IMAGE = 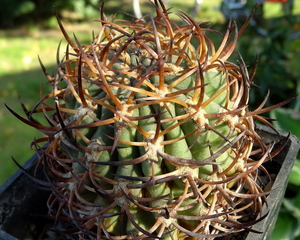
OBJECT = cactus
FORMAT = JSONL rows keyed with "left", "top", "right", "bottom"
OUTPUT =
{"left": 6, "top": 1, "right": 294, "bottom": 239}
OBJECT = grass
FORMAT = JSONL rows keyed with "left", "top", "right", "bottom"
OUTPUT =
{"left": 0, "top": 28, "right": 94, "bottom": 184}
{"left": 0, "top": 36, "right": 57, "bottom": 183}
{"left": 0, "top": 0, "right": 299, "bottom": 185}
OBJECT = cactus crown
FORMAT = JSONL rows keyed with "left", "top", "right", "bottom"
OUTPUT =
{"left": 6, "top": 0, "right": 294, "bottom": 239}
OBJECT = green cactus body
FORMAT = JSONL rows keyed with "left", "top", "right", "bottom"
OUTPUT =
{"left": 8, "top": 1, "right": 291, "bottom": 239}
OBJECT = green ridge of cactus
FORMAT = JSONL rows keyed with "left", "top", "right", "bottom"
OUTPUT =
{"left": 6, "top": 1, "right": 294, "bottom": 239}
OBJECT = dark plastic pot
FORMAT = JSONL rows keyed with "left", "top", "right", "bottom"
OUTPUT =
{"left": 0, "top": 124, "right": 299, "bottom": 240}
{"left": 0, "top": 153, "right": 51, "bottom": 240}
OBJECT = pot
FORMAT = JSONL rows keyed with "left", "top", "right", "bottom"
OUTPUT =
{"left": 0, "top": 124, "right": 299, "bottom": 240}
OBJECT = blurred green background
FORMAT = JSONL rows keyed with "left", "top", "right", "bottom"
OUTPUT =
{"left": 1, "top": 0, "right": 300, "bottom": 238}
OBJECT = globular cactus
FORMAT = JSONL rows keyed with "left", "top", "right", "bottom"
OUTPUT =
{"left": 7, "top": 1, "right": 293, "bottom": 239}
